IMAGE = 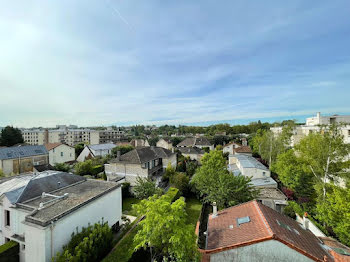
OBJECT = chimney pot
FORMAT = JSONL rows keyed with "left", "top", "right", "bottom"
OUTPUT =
{"left": 212, "top": 202, "right": 218, "bottom": 218}
{"left": 117, "top": 151, "right": 121, "bottom": 159}
{"left": 303, "top": 213, "right": 309, "bottom": 230}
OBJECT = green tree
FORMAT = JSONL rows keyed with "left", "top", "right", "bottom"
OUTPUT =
{"left": 111, "top": 145, "right": 134, "bottom": 157}
{"left": 316, "top": 185, "right": 350, "bottom": 246}
{"left": 0, "top": 169, "right": 4, "bottom": 178}
{"left": 272, "top": 149, "right": 315, "bottom": 200}
{"left": 0, "top": 126, "right": 24, "bottom": 146}
{"left": 133, "top": 177, "right": 163, "bottom": 199}
{"left": 295, "top": 124, "right": 350, "bottom": 202}
{"left": 170, "top": 173, "right": 190, "bottom": 196}
{"left": 191, "top": 150, "right": 259, "bottom": 208}
{"left": 251, "top": 125, "right": 293, "bottom": 166}
{"left": 134, "top": 195, "right": 200, "bottom": 262}
{"left": 163, "top": 163, "right": 176, "bottom": 182}
{"left": 74, "top": 143, "right": 85, "bottom": 157}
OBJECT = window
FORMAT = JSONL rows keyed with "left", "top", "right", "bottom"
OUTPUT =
{"left": 262, "top": 172, "right": 266, "bottom": 176}
{"left": 61, "top": 152, "right": 64, "bottom": 157}
{"left": 5, "top": 210, "right": 10, "bottom": 227}
{"left": 22, "top": 244, "right": 25, "bottom": 250}
{"left": 236, "top": 216, "right": 250, "bottom": 226}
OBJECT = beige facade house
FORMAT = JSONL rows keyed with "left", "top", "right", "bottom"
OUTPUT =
{"left": 44, "top": 143, "right": 75, "bottom": 165}
{"left": 0, "top": 145, "right": 49, "bottom": 175}
{"left": 178, "top": 147, "right": 205, "bottom": 163}
{"left": 130, "top": 139, "right": 150, "bottom": 147}
{"left": 105, "top": 146, "right": 176, "bottom": 186}
{"left": 199, "top": 200, "right": 350, "bottom": 262}
{"left": 156, "top": 138, "right": 173, "bottom": 150}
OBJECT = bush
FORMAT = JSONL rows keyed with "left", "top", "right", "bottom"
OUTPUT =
{"left": 283, "top": 204, "right": 296, "bottom": 219}
{"left": 74, "top": 160, "right": 93, "bottom": 176}
{"left": 53, "top": 163, "right": 71, "bottom": 172}
{"left": 91, "top": 165, "right": 104, "bottom": 176}
{"left": 111, "top": 145, "right": 134, "bottom": 157}
{"left": 163, "top": 187, "right": 180, "bottom": 203}
{"left": 170, "top": 173, "right": 190, "bottom": 196}
{"left": 133, "top": 177, "right": 163, "bottom": 199}
{"left": 53, "top": 222, "right": 113, "bottom": 262}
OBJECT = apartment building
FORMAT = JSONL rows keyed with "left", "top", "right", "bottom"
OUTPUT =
{"left": 271, "top": 112, "right": 350, "bottom": 146}
{"left": 22, "top": 126, "right": 126, "bottom": 146}
{"left": 0, "top": 171, "right": 122, "bottom": 262}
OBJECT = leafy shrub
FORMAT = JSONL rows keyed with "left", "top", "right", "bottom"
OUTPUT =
{"left": 170, "top": 173, "right": 190, "bottom": 196}
{"left": 74, "top": 160, "right": 93, "bottom": 176}
{"left": 91, "top": 165, "right": 104, "bottom": 176}
{"left": 53, "top": 222, "right": 113, "bottom": 262}
{"left": 53, "top": 163, "right": 71, "bottom": 172}
{"left": 133, "top": 177, "right": 163, "bottom": 199}
{"left": 163, "top": 187, "right": 180, "bottom": 203}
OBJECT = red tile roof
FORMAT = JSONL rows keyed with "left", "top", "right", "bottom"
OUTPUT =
{"left": 234, "top": 146, "right": 252, "bottom": 153}
{"left": 44, "top": 143, "right": 65, "bottom": 151}
{"left": 206, "top": 200, "right": 334, "bottom": 261}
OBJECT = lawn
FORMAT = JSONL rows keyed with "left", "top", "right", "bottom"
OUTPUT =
{"left": 122, "top": 197, "right": 141, "bottom": 216}
{"left": 185, "top": 197, "right": 202, "bottom": 228}
{"left": 102, "top": 224, "right": 140, "bottom": 262}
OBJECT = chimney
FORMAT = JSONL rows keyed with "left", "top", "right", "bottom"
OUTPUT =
{"left": 44, "top": 129, "right": 49, "bottom": 144}
{"left": 171, "top": 147, "right": 175, "bottom": 153}
{"left": 303, "top": 212, "right": 309, "bottom": 230}
{"left": 151, "top": 146, "right": 155, "bottom": 150}
{"left": 117, "top": 151, "right": 121, "bottom": 160}
{"left": 242, "top": 138, "right": 247, "bottom": 147}
{"left": 212, "top": 202, "right": 218, "bottom": 218}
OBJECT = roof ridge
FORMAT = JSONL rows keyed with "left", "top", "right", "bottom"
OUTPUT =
{"left": 253, "top": 200, "right": 274, "bottom": 236}
{"left": 135, "top": 148, "right": 142, "bottom": 163}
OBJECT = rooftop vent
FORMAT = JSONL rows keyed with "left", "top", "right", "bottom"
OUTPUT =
{"left": 237, "top": 216, "right": 250, "bottom": 226}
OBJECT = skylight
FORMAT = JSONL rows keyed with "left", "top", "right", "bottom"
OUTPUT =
{"left": 237, "top": 216, "right": 250, "bottom": 226}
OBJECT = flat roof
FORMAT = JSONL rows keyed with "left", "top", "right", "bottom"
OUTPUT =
{"left": 24, "top": 179, "right": 120, "bottom": 227}
{"left": 232, "top": 154, "right": 268, "bottom": 170}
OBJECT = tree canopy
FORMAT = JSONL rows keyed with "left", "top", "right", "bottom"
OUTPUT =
{"left": 111, "top": 145, "right": 134, "bottom": 157}
{"left": 134, "top": 195, "right": 199, "bottom": 262}
{"left": 191, "top": 150, "right": 259, "bottom": 208}
{"left": 0, "top": 126, "right": 24, "bottom": 146}
{"left": 133, "top": 177, "right": 163, "bottom": 199}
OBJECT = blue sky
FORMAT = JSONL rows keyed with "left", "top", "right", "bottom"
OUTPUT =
{"left": 0, "top": 1, "right": 349, "bottom": 127}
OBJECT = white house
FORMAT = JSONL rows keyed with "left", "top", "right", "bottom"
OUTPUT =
{"left": 200, "top": 200, "right": 349, "bottom": 262}
{"left": 0, "top": 171, "right": 122, "bottom": 262}
{"left": 228, "top": 154, "right": 270, "bottom": 179}
{"left": 105, "top": 146, "right": 176, "bottom": 186}
{"left": 228, "top": 154, "right": 287, "bottom": 212}
{"left": 44, "top": 143, "right": 75, "bottom": 165}
{"left": 156, "top": 138, "right": 173, "bottom": 150}
{"left": 76, "top": 143, "right": 115, "bottom": 162}
{"left": 222, "top": 142, "right": 241, "bottom": 155}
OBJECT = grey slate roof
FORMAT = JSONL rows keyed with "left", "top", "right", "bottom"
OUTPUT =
{"left": 178, "top": 147, "right": 204, "bottom": 155}
{"left": 88, "top": 143, "right": 116, "bottom": 151}
{"left": 177, "top": 137, "right": 212, "bottom": 147}
{"left": 110, "top": 146, "right": 174, "bottom": 164}
{"left": 0, "top": 145, "right": 48, "bottom": 160}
